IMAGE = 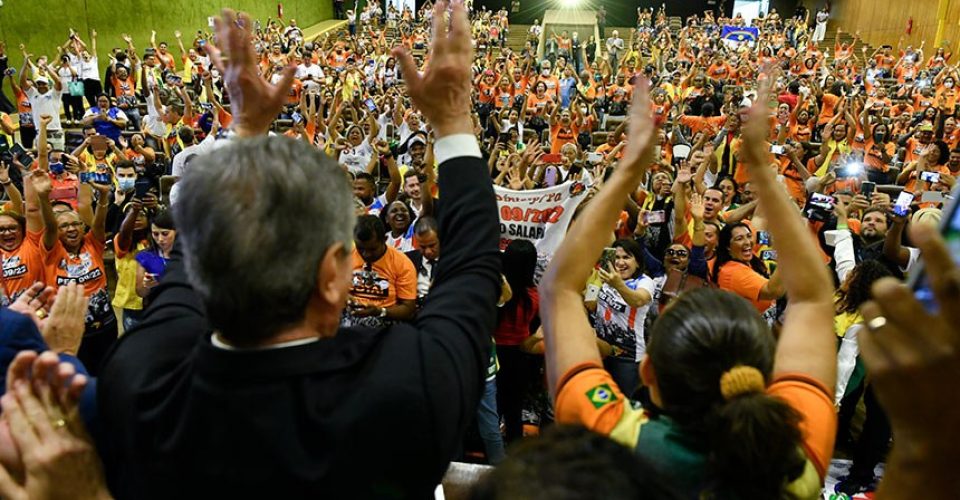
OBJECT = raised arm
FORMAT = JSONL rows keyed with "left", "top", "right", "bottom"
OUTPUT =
{"left": 0, "top": 162, "right": 21, "bottom": 215}
{"left": 741, "top": 81, "right": 836, "bottom": 388}
{"left": 393, "top": 0, "right": 501, "bottom": 448}
{"left": 540, "top": 84, "right": 658, "bottom": 398}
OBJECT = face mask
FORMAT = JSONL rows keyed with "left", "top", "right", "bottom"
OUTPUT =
{"left": 594, "top": 74, "right": 602, "bottom": 82}
{"left": 947, "top": 81, "right": 955, "bottom": 88}
{"left": 542, "top": 69, "right": 551, "bottom": 76}
{"left": 49, "top": 162, "right": 64, "bottom": 175}
{"left": 118, "top": 177, "right": 136, "bottom": 192}
{"left": 874, "top": 132, "right": 885, "bottom": 142}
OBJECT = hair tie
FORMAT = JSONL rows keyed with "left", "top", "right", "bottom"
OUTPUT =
{"left": 719, "top": 365, "right": 765, "bottom": 400}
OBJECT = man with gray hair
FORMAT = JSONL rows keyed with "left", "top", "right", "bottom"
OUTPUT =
{"left": 606, "top": 29, "right": 624, "bottom": 74}
{"left": 96, "top": 4, "right": 501, "bottom": 498}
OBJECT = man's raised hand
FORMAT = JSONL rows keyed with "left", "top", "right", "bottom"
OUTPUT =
{"left": 393, "top": 0, "right": 473, "bottom": 138}
{"left": 205, "top": 9, "right": 295, "bottom": 137}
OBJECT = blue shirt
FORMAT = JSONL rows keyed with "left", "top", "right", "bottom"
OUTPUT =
{"left": 0, "top": 308, "right": 98, "bottom": 429}
{"left": 559, "top": 77, "right": 578, "bottom": 108}
{"left": 87, "top": 106, "right": 125, "bottom": 141}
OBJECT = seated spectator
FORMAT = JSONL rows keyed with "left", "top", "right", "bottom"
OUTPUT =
{"left": 81, "top": 94, "right": 128, "bottom": 142}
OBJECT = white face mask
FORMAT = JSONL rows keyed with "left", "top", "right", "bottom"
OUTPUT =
{"left": 542, "top": 69, "right": 551, "bottom": 76}
{"left": 947, "top": 81, "right": 955, "bottom": 88}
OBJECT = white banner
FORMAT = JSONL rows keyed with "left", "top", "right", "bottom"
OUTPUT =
{"left": 494, "top": 180, "right": 589, "bottom": 280}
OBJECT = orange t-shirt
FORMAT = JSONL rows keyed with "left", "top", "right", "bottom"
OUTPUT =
{"left": 555, "top": 363, "right": 836, "bottom": 482}
{"left": 716, "top": 260, "right": 773, "bottom": 312}
{"left": 2, "top": 230, "right": 46, "bottom": 300}
{"left": 817, "top": 94, "right": 840, "bottom": 126}
{"left": 525, "top": 93, "right": 554, "bottom": 115}
{"left": 349, "top": 246, "right": 417, "bottom": 308}
{"left": 550, "top": 122, "right": 580, "bottom": 154}
{"left": 286, "top": 79, "right": 303, "bottom": 105}
{"left": 43, "top": 231, "right": 107, "bottom": 296}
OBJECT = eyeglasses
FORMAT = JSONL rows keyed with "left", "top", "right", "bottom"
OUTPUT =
{"left": 0, "top": 226, "right": 20, "bottom": 234}
{"left": 665, "top": 249, "right": 689, "bottom": 257}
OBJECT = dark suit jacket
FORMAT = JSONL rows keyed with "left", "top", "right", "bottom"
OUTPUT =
{"left": 405, "top": 249, "right": 425, "bottom": 274}
{"left": 96, "top": 153, "right": 501, "bottom": 499}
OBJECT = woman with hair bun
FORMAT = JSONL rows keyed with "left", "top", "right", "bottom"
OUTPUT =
{"left": 540, "top": 85, "right": 837, "bottom": 498}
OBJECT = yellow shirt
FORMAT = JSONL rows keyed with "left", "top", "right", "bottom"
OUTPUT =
{"left": 112, "top": 240, "right": 149, "bottom": 312}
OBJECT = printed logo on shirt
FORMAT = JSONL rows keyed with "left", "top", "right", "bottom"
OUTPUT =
{"left": 56, "top": 252, "right": 102, "bottom": 285}
{"left": 351, "top": 267, "right": 390, "bottom": 300}
{"left": 586, "top": 383, "right": 618, "bottom": 409}
{"left": 2, "top": 255, "right": 27, "bottom": 279}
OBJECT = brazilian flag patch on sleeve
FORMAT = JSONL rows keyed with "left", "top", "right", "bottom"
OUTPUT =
{"left": 585, "top": 383, "right": 618, "bottom": 409}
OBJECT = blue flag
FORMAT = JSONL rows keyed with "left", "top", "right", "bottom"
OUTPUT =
{"left": 721, "top": 26, "right": 760, "bottom": 43}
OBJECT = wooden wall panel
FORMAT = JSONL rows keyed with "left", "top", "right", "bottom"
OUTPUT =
{"left": 812, "top": 0, "right": 953, "bottom": 53}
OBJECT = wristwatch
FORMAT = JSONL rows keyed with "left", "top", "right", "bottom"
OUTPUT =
{"left": 379, "top": 307, "right": 388, "bottom": 318}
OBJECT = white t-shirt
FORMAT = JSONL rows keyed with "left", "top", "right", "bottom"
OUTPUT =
{"left": 386, "top": 225, "right": 415, "bottom": 253}
{"left": 296, "top": 63, "right": 324, "bottom": 91}
{"left": 76, "top": 56, "right": 101, "bottom": 81}
{"left": 397, "top": 121, "right": 426, "bottom": 146}
{"left": 171, "top": 133, "right": 218, "bottom": 178}
{"left": 593, "top": 276, "right": 656, "bottom": 361}
{"left": 338, "top": 138, "right": 375, "bottom": 175}
{"left": 25, "top": 86, "right": 64, "bottom": 131}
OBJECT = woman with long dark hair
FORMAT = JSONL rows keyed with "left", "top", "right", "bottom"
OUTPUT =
{"left": 592, "top": 238, "right": 655, "bottom": 394}
{"left": 832, "top": 259, "right": 895, "bottom": 495}
{"left": 541, "top": 86, "right": 837, "bottom": 498}
{"left": 494, "top": 239, "right": 540, "bottom": 443}
{"left": 710, "top": 222, "right": 785, "bottom": 314}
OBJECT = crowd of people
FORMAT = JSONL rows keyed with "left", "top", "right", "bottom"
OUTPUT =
{"left": 0, "top": 1, "right": 959, "bottom": 498}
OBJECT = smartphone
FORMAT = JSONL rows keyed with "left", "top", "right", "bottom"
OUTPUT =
{"left": 803, "top": 193, "right": 836, "bottom": 221}
{"left": 920, "top": 171, "right": 941, "bottom": 183}
{"left": 760, "top": 249, "right": 778, "bottom": 261}
{"left": 644, "top": 210, "right": 666, "bottom": 224}
{"left": 757, "top": 230, "right": 771, "bottom": 246}
{"left": 586, "top": 152, "right": 603, "bottom": 164}
{"left": 893, "top": 191, "right": 915, "bottom": 217}
{"left": 363, "top": 98, "right": 377, "bottom": 113}
{"left": 598, "top": 247, "right": 616, "bottom": 271}
{"left": 80, "top": 172, "right": 111, "bottom": 184}
{"left": 860, "top": 181, "right": 876, "bottom": 199}
{"left": 385, "top": 123, "right": 395, "bottom": 140}
{"left": 910, "top": 191, "right": 960, "bottom": 312}
{"left": 135, "top": 177, "right": 152, "bottom": 198}
{"left": 769, "top": 144, "right": 785, "bottom": 155}
{"left": 543, "top": 166, "right": 558, "bottom": 187}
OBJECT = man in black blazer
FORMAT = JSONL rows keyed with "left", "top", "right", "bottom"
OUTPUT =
{"left": 405, "top": 216, "right": 440, "bottom": 305}
{"left": 96, "top": 5, "right": 501, "bottom": 499}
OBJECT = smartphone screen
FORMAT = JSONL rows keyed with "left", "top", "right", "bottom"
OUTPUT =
{"left": 911, "top": 192, "right": 960, "bottom": 312}
{"left": 860, "top": 181, "right": 876, "bottom": 199}
{"left": 544, "top": 166, "right": 558, "bottom": 187}
{"left": 598, "top": 247, "right": 616, "bottom": 271}
{"left": 644, "top": 210, "right": 666, "bottom": 224}
{"left": 769, "top": 144, "right": 785, "bottom": 155}
{"left": 893, "top": 192, "right": 914, "bottom": 217}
